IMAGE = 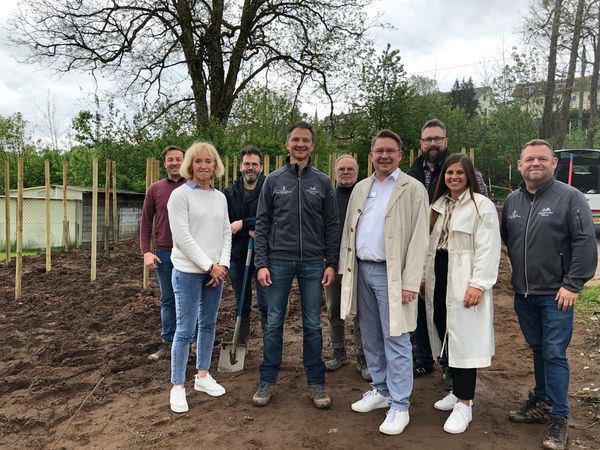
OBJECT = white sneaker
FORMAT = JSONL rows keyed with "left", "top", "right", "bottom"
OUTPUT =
{"left": 170, "top": 385, "right": 188, "bottom": 413}
{"left": 443, "top": 402, "right": 472, "bottom": 434}
{"left": 379, "top": 408, "right": 410, "bottom": 435}
{"left": 194, "top": 373, "right": 226, "bottom": 397}
{"left": 434, "top": 392, "right": 473, "bottom": 411}
{"left": 351, "top": 388, "right": 391, "bottom": 413}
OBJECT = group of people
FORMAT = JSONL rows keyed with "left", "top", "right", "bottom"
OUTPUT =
{"left": 140, "top": 120, "right": 597, "bottom": 450}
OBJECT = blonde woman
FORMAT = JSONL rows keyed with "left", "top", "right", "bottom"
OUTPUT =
{"left": 424, "top": 153, "right": 500, "bottom": 433}
{"left": 167, "top": 142, "right": 231, "bottom": 413}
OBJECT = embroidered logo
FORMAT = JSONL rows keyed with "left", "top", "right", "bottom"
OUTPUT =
{"left": 306, "top": 186, "right": 321, "bottom": 196}
{"left": 538, "top": 207, "right": 554, "bottom": 217}
{"left": 507, "top": 210, "right": 521, "bottom": 220}
{"left": 275, "top": 185, "right": 293, "bottom": 195}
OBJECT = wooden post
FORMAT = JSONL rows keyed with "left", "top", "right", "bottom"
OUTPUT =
{"left": 313, "top": 154, "right": 318, "bottom": 170}
{"left": 461, "top": 147, "right": 466, "bottom": 155}
{"left": 263, "top": 154, "right": 270, "bottom": 175}
{"left": 15, "top": 158, "right": 23, "bottom": 299}
{"left": 45, "top": 159, "right": 51, "bottom": 272}
{"left": 112, "top": 161, "right": 117, "bottom": 243}
{"left": 233, "top": 155, "right": 238, "bottom": 182}
{"left": 367, "top": 154, "right": 373, "bottom": 177}
{"left": 224, "top": 156, "right": 230, "bottom": 187}
{"left": 104, "top": 159, "right": 110, "bottom": 256}
{"left": 62, "top": 161, "right": 69, "bottom": 251}
{"left": 470, "top": 148, "right": 475, "bottom": 164}
{"left": 143, "top": 158, "right": 151, "bottom": 289}
{"left": 4, "top": 159, "right": 10, "bottom": 265}
{"left": 91, "top": 158, "right": 98, "bottom": 281}
{"left": 410, "top": 149, "right": 414, "bottom": 166}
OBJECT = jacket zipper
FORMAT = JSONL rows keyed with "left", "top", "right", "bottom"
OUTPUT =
{"left": 297, "top": 167, "right": 303, "bottom": 261}
{"left": 523, "top": 196, "right": 534, "bottom": 297}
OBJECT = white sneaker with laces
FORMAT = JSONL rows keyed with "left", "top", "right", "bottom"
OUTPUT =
{"left": 434, "top": 392, "right": 473, "bottom": 411}
{"left": 170, "top": 385, "right": 188, "bottom": 413}
{"left": 351, "top": 388, "right": 391, "bottom": 413}
{"left": 443, "top": 402, "right": 472, "bottom": 434}
{"left": 379, "top": 408, "right": 410, "bottom": 435}
{"left": 194, "top": 373, "right": 226, "bottom": 397}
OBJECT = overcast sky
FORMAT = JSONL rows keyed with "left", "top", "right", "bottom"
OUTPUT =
{"left": 0, "top": 0, "right": 529, "bottom": 141}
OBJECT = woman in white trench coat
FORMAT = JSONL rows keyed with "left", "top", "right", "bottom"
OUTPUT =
{"left": 424, "top": 153, "right": 501, "bottom": 434}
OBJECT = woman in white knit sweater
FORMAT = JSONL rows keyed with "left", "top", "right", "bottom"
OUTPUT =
{"left": 166, "top": 142, "right": 232, "bottom": 413}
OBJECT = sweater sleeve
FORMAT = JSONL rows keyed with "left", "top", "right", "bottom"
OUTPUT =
{"left": 219, "top": 194, "right": 232, "bottom": 268}
{"left": 167, "top": 188, "right": 214, "bottom": 272}
{"left": 139, "top": 183, "right": 156, "bottom": 255}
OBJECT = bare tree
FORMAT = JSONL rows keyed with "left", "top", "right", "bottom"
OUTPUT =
{"left": 586, "top": 1, "right": 600, "bottom": 147}
{"left": 555, "top": 0, "right": 586, "bottom": 148}
{"left": 10, "top": 0, "right": 374, "bottom": 130}
{"left": 539, "top": 0, "right": 563, "bottom": 139}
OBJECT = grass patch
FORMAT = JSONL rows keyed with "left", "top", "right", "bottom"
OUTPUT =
{"left": 577, "top": 285, "right": 600, "bottom": 317}
{"left": 0, "top": 249, "right": 39, "bottom": 260}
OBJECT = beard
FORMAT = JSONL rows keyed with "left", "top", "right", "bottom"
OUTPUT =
{"left": 242, "top": 172, "right": 259, "bottom": 184}
{"left": 427, "top": 147, "right": 447, "bottom": 166}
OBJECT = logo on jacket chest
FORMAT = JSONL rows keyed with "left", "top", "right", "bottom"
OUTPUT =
{"left": 306, "top": 186, "right": 321, "bottom": 196}
{"left": 507, "top": 210, "right": 521, "bottom": 220}
{"left": 538, "top": 207, "right": 554, "bottom": 217}
{"left": 275, "top": 185, "right": 293, "bottom": 195}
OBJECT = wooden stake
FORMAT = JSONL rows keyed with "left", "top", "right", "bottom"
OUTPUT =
{"left": 143, "top": 158, "right": 151, "bottom": 289}
{"left": 91, "top": 158, "right": 98, "bottom": 281}
{"left": 45, "top": 159, "right": 51, "bottom": 272}
{"left": 104, "top": 159, "right": 110, "bottom": 256}
{"left": 15, "top": 158, "right": 23, "bottom": 299}
{"left": 264, "top": 155, "right": 270, "bottom": 175}
{"left": 4, "top": 159, "right": 10, "bottom": 265}
{"left": 233, "top": 155, "right": 238, "bottom": 182}
{"left": 112, "top": 161, "right": 117, "bottom": 244}
{"left": 224, "top": 156, "right": 230, "bottom": 187}
{"left": 461, "top": 147, "right": 466, "bottom": 155}
{"left": 470, "top": 147, "right": 475, "bottom": 164}
{"left": 367, "top": 154, "right": 373, "bottom": 177}
{"left": 62, "top": 161, "right": 69, "bottom": 251}
{"left": 410, "top": 149, "right": 415, "bottom": 166}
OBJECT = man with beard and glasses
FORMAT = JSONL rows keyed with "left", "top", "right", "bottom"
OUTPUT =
{"left": 407, "top": 119, "right": 487, "bottom": 391}
{"left": 224, "top": 146, "right": 268, "bottom": 343}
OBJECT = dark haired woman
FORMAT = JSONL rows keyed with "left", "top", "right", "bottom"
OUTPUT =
{"left": 424, "top": 153, "right": 501, "bottom": 434}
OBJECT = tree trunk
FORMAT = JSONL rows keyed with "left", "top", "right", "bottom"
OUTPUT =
{"left": 540, "top": 0, "right": 563, "bottom": 139}
{"left": 555, "top": 0, "right": 586, "bottom": 149}
{"left": 587, "top": 4, "right": 600, "bottom": 148}
{"left": 577, "top": 46, "right": 586, "bottom": 130}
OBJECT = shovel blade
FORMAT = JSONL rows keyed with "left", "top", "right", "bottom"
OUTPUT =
{"left": 217, "top": 343, "right": 247, "bottom": 373}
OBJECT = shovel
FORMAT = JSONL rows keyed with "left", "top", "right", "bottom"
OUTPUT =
{"left": 218, "top": 237, "right": 254, "bottom": 372}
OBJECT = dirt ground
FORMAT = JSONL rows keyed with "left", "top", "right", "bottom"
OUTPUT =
{"left": 0, "top": 240, "right": 599, "bottom": 450}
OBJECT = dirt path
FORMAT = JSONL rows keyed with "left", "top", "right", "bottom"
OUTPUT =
{"left": 0, "top": 241, "right": 598, "bottom": 449}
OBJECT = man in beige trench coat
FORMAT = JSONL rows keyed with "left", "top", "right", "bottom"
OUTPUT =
{"left": 339, "top": 129, "right": 429, "bottom": 435}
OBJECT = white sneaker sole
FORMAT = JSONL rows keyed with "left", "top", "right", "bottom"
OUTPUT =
{"left": 194, "top": 384, "right": 226, "bottom": 397}
{"left": 351, "top": 399, "right": 390, "bottom": 413}
{"left": 170, "top": 402, "right": 189, "bottom": 413}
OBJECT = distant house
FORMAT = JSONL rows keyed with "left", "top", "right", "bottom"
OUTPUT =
{"left": 474, "top": 86, "right": 495, "bottom": 115}
{"left": 1, "top": 185, "right": 144, "bottom": 249}
{"left": 514, "top": 76, "right": 599, "bottom": 123}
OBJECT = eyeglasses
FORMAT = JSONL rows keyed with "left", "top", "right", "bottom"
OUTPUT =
{"left": 420, "top": 136, "right": 446, "bottom": 145}
{"left": 242, "top": 162, "right": 261, "bottom": 168}
{"left": 372, "top": 149, "right": 400, "bottom": 156}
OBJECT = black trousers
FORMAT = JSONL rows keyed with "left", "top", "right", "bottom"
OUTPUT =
{"left": 433, "top": 249, "right": 477, "bottom": 400}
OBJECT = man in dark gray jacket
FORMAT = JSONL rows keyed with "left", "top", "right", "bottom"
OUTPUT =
{"left": 252, "top": 121, "right": 339, "bottom": 409}
{"left": 501, "top": 139, "right": 597, "bottom": 450}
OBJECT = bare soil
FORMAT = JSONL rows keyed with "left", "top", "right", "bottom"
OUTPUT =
{"left": 0, "top": 240, "right": 598, "bottom": 449}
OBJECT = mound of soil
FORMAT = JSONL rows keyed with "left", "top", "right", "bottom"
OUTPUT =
{"left": 0, "top": 240, "right": 598, "bottom": 449}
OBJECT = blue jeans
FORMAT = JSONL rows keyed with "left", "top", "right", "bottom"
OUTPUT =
{"left": 514, "top": 293, "right": 573, "bottom": 418}
{"left": 229, "top": 260, "right": 267, "bottom": 327}
{"left": 170, "top": 269, "right": 223, "bottom": 385}
{"left": 357, "top": 261, "right": 413, "bottom": 411}
{"left": 155, "top": 248, "right": 176, "bottom": 341}
{"left": 259, "top": 259, "right": 326, "bottom": 385}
